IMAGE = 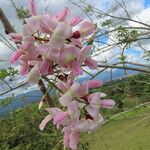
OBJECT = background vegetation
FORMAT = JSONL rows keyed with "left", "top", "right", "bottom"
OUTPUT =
{"left": 0, "top": 74, "right": 149, "bottom": 150}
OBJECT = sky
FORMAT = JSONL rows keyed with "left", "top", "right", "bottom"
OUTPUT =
{"left": 0, "top": 0, "right": 150, "bottom": 70}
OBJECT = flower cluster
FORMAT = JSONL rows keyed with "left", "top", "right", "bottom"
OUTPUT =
{"left": 9, "top": 0, "right": 116, "bottom": 150}
{"left": 9, "top": 0, "right": 96, "bottom": 83}
{"left": 40, "top": 79, "right": 115, "bottom": 149}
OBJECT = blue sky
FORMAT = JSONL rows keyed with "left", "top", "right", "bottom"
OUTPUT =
{"left": 144, "top": 0, "right": 150, "bottom": 7}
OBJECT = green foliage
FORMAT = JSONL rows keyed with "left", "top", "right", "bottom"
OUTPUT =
{"left": 0, "top": 97, "right": 13, "bottom": 108}
{"left": 0, "top": 69, "right": 10, "bottom": 80}
{"left": 0, "top": 67, "right": 18, "bottom": 81}
{"left": 84, "top": 4, "right": 92, "bottom": 13}
{"left": 0, "top": 103, "right": 90, "bottom": 150}
{"left": 89, "top": 114, "right": 150, "bottom": 150}
{"left": 16, "top": 6, "right": 30, "bottom": 21}
{"left": 117, "top": 26, "right": 138, "bottom": 48}
{"left": 102, "top": 19, "right": 112, "bottom": 27}
{"left": 0, "top": 104, "right": 63, "bottom": 150}
{"left": 118, "top": 55, "right": 127, "bottom": 62}
{"left": 91, "top": 74, "right": 150, "bottom": 112}
{"left": 80, "top": 103, "right": 150, "bottom": 150}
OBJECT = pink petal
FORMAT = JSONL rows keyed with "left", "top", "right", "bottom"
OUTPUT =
{"left": 83, "top": 80, "right": 103, "bottom": 89}
{"left": 76, "top": 84, "right": 88, "bottom": 97}
{"left": 60, "top": 45, "right": 79, "bottom": 64}
{"left": 76, "top": 119, "right": 96, "bottom": 132}
{"left": 95, "top": 114, "right": 104, "bottom": 125}
{"left": 79, "top": 20, "right": 95, "bottom": 37}
{"left": 39, "top": 60, "right": 53, "bottom": 75}
{"left": 48, "top": 48, "right": 61, "bottom": 62}
{"left": 22, "top": 24, "right": 34, "bottom": 37}
{"left": 46, "top": 108, "right": 62, "bottom": 117}
{"left": 56, "top": 80, "right": 70, "bottom": 93}
{"left": 59, "top": 92, "right": 73, "bottom": 107}
{"left": 20, "top": 61, "right": 28, "bottom": 75}
{"left": 47, "top": 22, "right": 67, "bottom": 50}
{"left": 77, "top": 46, "right": 92, "bottom": 65}
{"left": 28, "top": 65, "right": 41, "bottom": 83}
{"left": 88, "top": 93, "right": 101, "bottom": 106}
{"left": 86, "top": 105, "right": 99, "bottom": 118}
{"left": 9, "top": 33, "right": 22, "bottom": 42}
{"left": 22, "top": 36, "right": 35, "bottom": 51}
{"left": 69, "top": 131, "right": 79, "bottom": 150}
{"left": 64, "top": 128, "right": 70, "bottom": 148}
{"left": 100, "top": 100, "right": 116, "bottom": 109}
{"left": 39, "top": 114, "right": 53, "bottom": 131}
{"left": 40, "top": 14, "right": 57, "bottom": 34}
{"left": 25, "top": 16, "right": 42, "bottom": 30}
{"left": 69, "top": 16, "right": 82, "bottom": 26}
{"left": 70, "top": 38, "right": 82, "bottom": 48}
{"left": 84, "top": 58, "right": 97, "bottom": 69}
{"left": 53, "top": 111, "right": 68, "bottom": 125}
{"left": 28, "top": 0, "right": 36, "bottom": 16}
{"left": 68, "top": 101, "right": 80, "bottom": 122}
{"left": 55, "top": 7, "right": 69, "bottom": 21}
{"left": 10, "top": 49, "right": 22, "bottom": 63}
{"left": 70, "top": 82, "right": 81, "bottom": 94}
{"left": 59, "top": 82, "right": 80, "bottom": 106}
{"left": 71, "top": 61, "right": 83, "bottom": 76}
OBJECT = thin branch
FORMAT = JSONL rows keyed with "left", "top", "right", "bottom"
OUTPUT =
{"left": 97, "top": 63, "right": 150, "bottom": 73}
{"left": 0, "top": 82, "right": 28, "bottom": 96}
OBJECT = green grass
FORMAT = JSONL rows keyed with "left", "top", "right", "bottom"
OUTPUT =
{"left": 0, "top": 97, "right": 12, "bottom": 108}
{"left": 85, "top": 103, "right": 150, "bottom": 150}
{"left": 0, "top": 102, "right": 149, "bottom": 150}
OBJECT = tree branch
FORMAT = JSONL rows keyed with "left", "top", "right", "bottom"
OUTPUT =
{"left": 0, "top": 7, "right": 15, "bottom": 34}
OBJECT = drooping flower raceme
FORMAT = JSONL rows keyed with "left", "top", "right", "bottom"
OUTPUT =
{"left": 39, "top": 80, "right": 115, "bottom": 149}
{"left": 9, "top": 0, "right": 116, "bottom": 150}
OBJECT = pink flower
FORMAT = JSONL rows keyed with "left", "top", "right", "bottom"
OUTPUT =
{"left": 27, "top": 65, "right": 41, "bottom": 83}
{"left": 22, "top": 36, "right": 35, "bottom": 51}
{"left": 100, "top": 99, "right": 116, "bottom": 109}
{"left": 10, "top": 49, "right": 23, "bottom": 63}
{"left": 84, "top": 58, "right": 97, "bottom": 69}
{"left": 83, "top": 80, "right": 103, "bottom": 89}
{"left": 22, "top": 24, "right": 34, "bottom": 36}
{"left": 63, "top": 127, "right": 79, "bottom": 150}
{"left": 8, "top": 33, "right": 22, "bottom": 42}
{"left": 56, "top": 79, "right": 72, "bottom": 93}
{"left": 39, "top": 114, "right": 53, "bottom": 131}
{"left": 20, "top": 61, "right": 28, "bottom": 75}
{"left": 38, "top": 59, "right": 54, "bottom": 75}
{"left": 77, "top": 45, "right": 97, "bottom": 69}
{"left": 40, "top": 101, "right": 80, "bottom": 130}
{"left": 79, "top": 20, "right": 95, "bottom": 37}
{"left": 69, "top": 16, "right": 82, "bottom": 26}
{"left": 55, "top": 7, "right": 69, "bottom": 21}
{"left": 60, "top": 45, "right": 79, "bottom": 65}
{"left": 86, "top": 93, "right": 101, "bottom": 118}
{"left": 53, "top": 111, "right": 69, "bottom": 128}
{"left": 59, "top": 82, "right": 88, "bottom": 106}
{"left": 76, "top": 114, "right": 104, "bottom": 132}
{"left": 39, "top": 14, "right": 57, "bottom": 34}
